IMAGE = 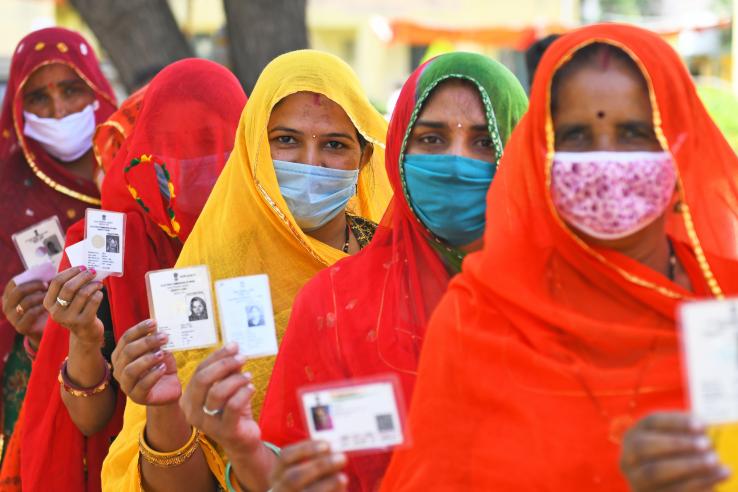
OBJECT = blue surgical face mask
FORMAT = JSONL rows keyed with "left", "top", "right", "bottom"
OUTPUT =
{"left": 273, "top": 160, "right": 359, "bottom": 232}
{"left": 403, "top": 154, "right": 495, "bottom": 246}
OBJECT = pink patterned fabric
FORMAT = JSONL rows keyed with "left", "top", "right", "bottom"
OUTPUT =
{"left": 551, "top": 151, "right": 677, "bottom": 239}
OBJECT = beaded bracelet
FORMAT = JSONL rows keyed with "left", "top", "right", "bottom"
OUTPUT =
{"left": 139, "top": 426, "right": 201, "bottom": 468}
{"left": 58, "top": 357, "right": 112, "bottom": 397}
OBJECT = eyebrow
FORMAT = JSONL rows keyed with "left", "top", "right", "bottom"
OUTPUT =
{"left": 268, "top": 127, "right": 356, "bottom": 141}
{"left": 415, "top": 120, "right": 488, "bottom": 132}
{"left": 23, "top": 78, "right": 84, "bottom": 98}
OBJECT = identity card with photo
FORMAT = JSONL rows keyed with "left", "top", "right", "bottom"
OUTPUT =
{"left": 299, "top": 376, "right": 406, "bottom": 454}
{"left": 84, "top": 209, "right": 125, "bottom": 275}
{"left": 146, "top": 265, "right": 218, "bottom": 352}
{"left": 12, "top": 215, "right": 65, "bottom": 270}
{"left": 64, "top": 241, "right": 111, "bottom": 282}
{"left": 680, "top": 298, "right": 738, "bottom": 425}
{"left": 215, "top": 274, "right": 278, "bottom": 358}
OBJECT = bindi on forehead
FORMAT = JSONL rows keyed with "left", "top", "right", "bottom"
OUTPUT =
{"left": 597, "top": 110, "right": 606, "bottom": 119}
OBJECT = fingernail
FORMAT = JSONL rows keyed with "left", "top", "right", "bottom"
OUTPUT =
{"left": 154, "top": 350, "right": 163, "bottom": 359}
{"left": 695, "top": 436, "right": 711, "bottom": 451}
{"left": 243, "top": 372, "right": 252, "bottom": 379}
{"left": 316, "top": 441, "right": 329, "bottom": 452}
{"left": 332, "top": 453, "right": 346, "bottom": 466}
{"left": 720, "top": 466, "right": 732, "bottom": 478}
{"left": 225, "top": 342, "right": 238, "bottom": 352}
{"left": 156, "top": 363, "right": 166, "bottom": 371}
{"left": 337, "top": 473, "right": 348, "bottom": 484}
{"left": 43, "top": 282, "right": 49, "bottom": 289}
{"left": 156, "top": 332, "right": 168, "bottom": 342}
{"left": 689, "top": 417, "right": 706, "bottom": 432}
{"left": 247, "top": 383, "right": 255, "bottom": 391}
{"left": 234, "top": 353, "right": 247, "bottom": 364}
{"left": 79, "top": 265, "right": 87, "bottom": 272}
{"left": 89, "top": 268, "right": 97, "bottom": 276}
{"left": 144, "top": 319, "right": 155, "bottom": 328}
{"left": 705, "top": 452, "right": 719, "bottom": 466}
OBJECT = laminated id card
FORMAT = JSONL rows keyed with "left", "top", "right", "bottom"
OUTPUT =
{"left": 299, "top": 376, "right": 406, "bottom": 454}
{"left": 146, "top": 265, "right": 218, "bottom": 352}
{"left": 12, "top": 215, "right": 65, "bottom": 270}
{"left": 680, "top": 298, "right": 738, "bottom": 424}
{"left": 85, "top": 209, "right": 125, "bottom": 275}
{"left": 215, "top": 274, "right": 278, "bottom": 358}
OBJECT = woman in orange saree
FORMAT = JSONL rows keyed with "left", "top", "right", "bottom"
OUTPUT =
{"left": 380, "top": 23, "right": 738, "bottom": 491}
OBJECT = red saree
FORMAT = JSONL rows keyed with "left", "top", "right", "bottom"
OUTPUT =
{"left": 0, "top": 26, "right": 115, "bottom": 455}
{"left": 20, "top": 58, "right": 246, "bottom": 492}
{"left": 259, "top": 53, "right": 528, "bottom": 491}
{"left": 380, "top": 24, "right": 738, "bottom": 491}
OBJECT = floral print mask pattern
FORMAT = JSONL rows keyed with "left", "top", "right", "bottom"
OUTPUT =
{"left": 551, "top": 151, "right": 677, "bottom": 240}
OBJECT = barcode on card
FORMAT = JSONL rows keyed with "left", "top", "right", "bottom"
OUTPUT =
{"left": 376, "top": 414, "right": 394, "bottom": 432}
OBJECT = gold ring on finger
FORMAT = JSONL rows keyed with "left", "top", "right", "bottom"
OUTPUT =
{"left": 15, "top": 304, "right": 24, "bottom": 316}
{"left": 56, "top": 296, "right": 70, "bottom": 308}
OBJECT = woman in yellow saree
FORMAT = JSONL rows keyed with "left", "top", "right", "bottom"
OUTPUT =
{"left": 101, "top": 50, "right": 391, "bottom": 491}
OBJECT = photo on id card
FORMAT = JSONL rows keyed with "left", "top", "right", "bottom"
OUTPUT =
{"left": 298, "top": 375, "right": 407, "bottom": 455}
{"left": 145, "top": 265, "right": 218, "bottom": 352}
{"left": 215, "top": 274, "right": 277, "bottom": 358}
{"left": 11, "top": 215, "right": 65, "bottom": 269}
{"left": 679, "top": 298, "right": 738, "bottom": 425}
{"left": 84, "top": 208, "right": 125, "bottom": 275}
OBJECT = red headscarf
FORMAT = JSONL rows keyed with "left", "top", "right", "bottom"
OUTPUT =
{"left": 0, "top": 26, "right": 115, "bottom": 446}
{"left": 380, "top": 24, "right": 738, "bottom": 491}
{"left": 259, "top": 53, "right": 527, "bottom": 491}
{"left": 21, "top": 58, "right": 246, "bottom": 492}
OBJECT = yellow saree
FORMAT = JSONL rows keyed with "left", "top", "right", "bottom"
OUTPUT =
{"left": 101, "top": 50, "right": 391, "bottom": 491}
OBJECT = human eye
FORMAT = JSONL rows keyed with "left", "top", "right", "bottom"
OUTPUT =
{"left": 274, "top": 135, "right": 297, "bottom": 145}
{"left": 418, "top": 134, "right": 443, "bottom": 145}
{"left": 325, "top": 140, "right": 346, "bottom": 150}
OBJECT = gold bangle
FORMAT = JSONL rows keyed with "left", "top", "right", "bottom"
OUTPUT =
{"left": 139, "top": 426, "right": 201, "bottom": 468}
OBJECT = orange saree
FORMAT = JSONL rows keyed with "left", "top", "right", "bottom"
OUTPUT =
{"left": 381, "top": 23, "right": 738, "bottom": 491}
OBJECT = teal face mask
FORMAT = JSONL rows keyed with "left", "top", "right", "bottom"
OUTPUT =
{"left": 403, "top": 154, "right": 495, "bottom": 246}
{"left": 273, "top": 160, "right": 359, "bottom": 232}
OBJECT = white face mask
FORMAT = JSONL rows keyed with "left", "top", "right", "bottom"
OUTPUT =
{"left": 23, "top": 102, "right": 97, "bottom": 162}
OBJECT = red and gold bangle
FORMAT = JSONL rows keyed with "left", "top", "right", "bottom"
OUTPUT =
{"left": 58, "top": 357, "right": 112, "bottom": 397}
{"left": 23, "top": 337, "right": 38, "bottom": 361}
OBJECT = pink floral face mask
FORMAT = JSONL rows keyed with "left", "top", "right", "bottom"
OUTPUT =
{"left": 551, "top": 151, "right": 677, "bottom": 240}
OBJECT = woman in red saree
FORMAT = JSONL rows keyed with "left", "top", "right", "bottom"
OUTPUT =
{"left": 0, "top": 27, "right": 116, "bottom": 459}
{"left": 19, "top": 58, "right": 246, "bottom": 492}
{"left": 257, "top": 52, "right": 528, "bottom": 491}
{"left": 380, "top": 24, "right": 738, "bottom": 491}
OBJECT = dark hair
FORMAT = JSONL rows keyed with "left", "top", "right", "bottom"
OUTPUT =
{"left": 550, "top": 43, "right": 646, "bottom": 114}
{"left": 525, "top": 34, "right": 560, "bottom": 87}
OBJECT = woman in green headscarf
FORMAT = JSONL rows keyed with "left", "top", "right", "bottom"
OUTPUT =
{"left": 178, "top": 52, "right": 528, "bottom": 492}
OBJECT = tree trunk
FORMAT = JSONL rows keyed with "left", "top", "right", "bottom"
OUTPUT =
{"left": 69, "top": 0, "right": 193, "bottom": 92}
{"left": 223, "top": 0, "right": 309, "bottom": 93}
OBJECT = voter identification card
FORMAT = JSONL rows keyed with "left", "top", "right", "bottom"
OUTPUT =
{"left": 680, "top": 298, "right": 738, "bottom": 425}
{"left": 64, "top": 241, "right": 111, "bottom": 282}
{"left": 146, "top": 265, "right": 218, "bottom": 352}
{"left": 84, "top": 209, "right": 125, "bottom": 275}
{"left": 299, "top": 376, "right": 407, "bottom": 454}
{"left": 12, "top": 215, "right": 65, "bottom": 270}
{"left": 215, "top": 274, "right": 277, "bottom": 358}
